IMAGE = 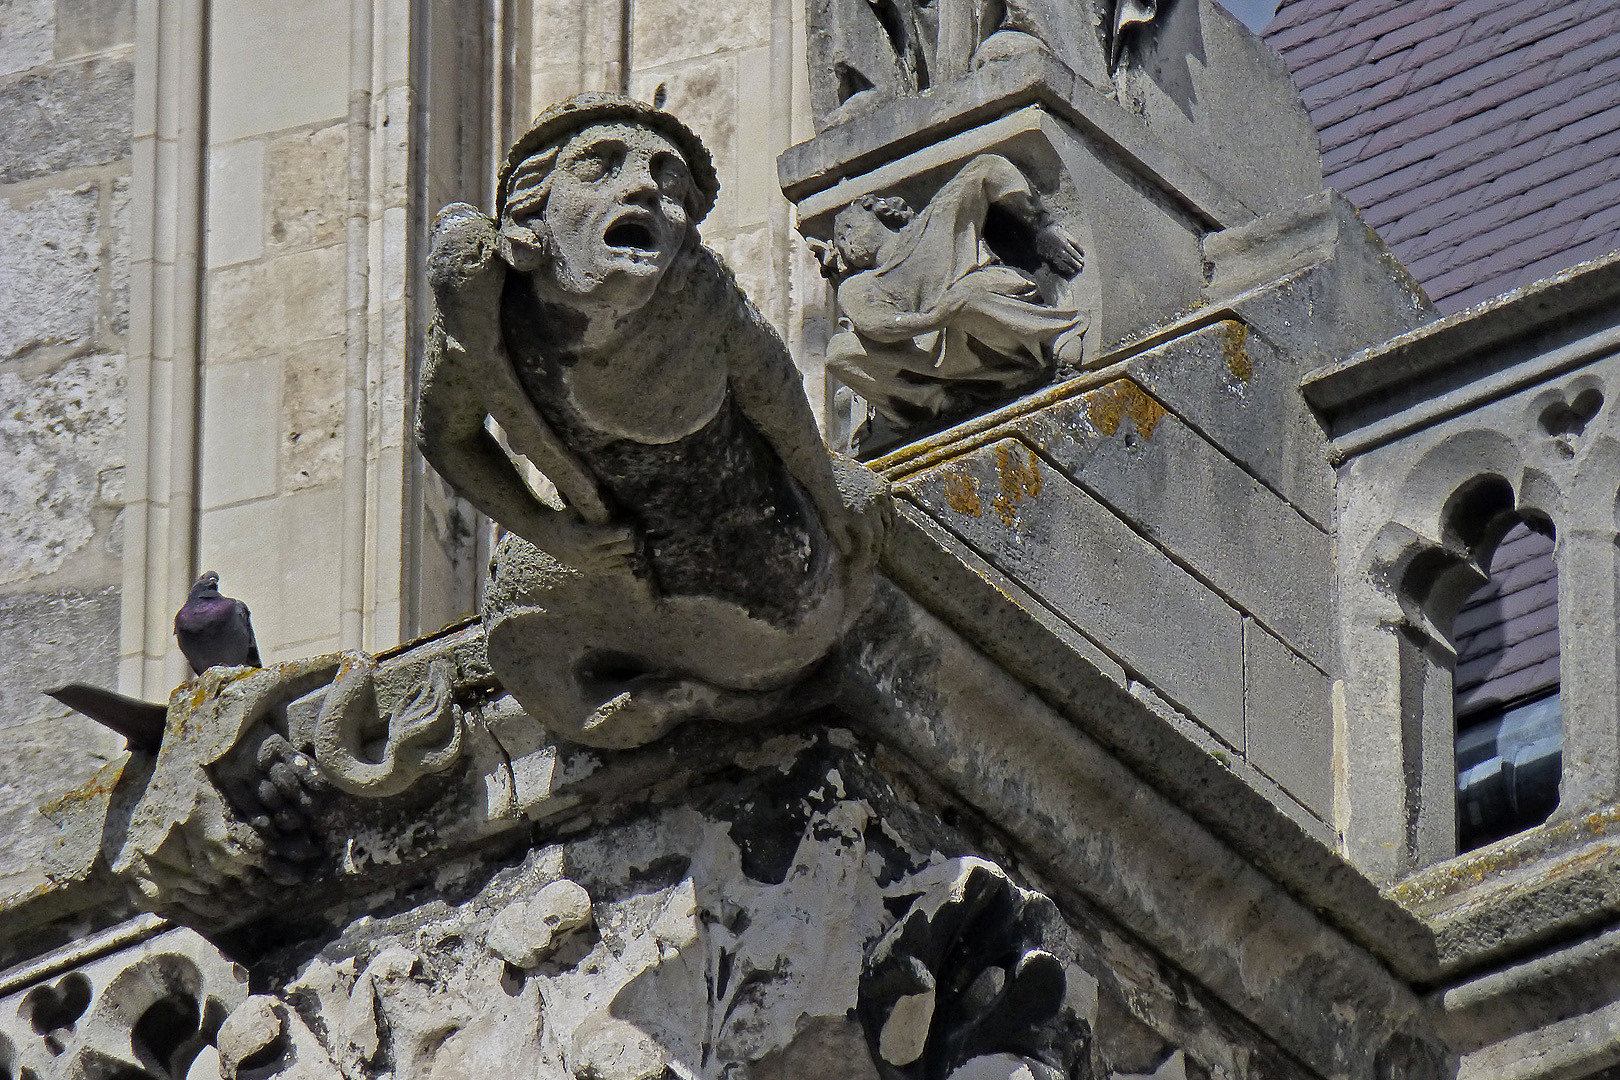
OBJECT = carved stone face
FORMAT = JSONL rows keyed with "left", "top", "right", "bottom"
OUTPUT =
{"left": 540, "top": 121, "right": 695, "bottom": 308}
{"left": 833, "top": 197, "right": 897, "bottom": 271}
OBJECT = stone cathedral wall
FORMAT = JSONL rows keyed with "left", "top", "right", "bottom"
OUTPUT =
{"left": 0, "top": 0, "right": 136, "bottom": 897}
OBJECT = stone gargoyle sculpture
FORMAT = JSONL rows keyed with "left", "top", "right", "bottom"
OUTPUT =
{"left": 813, "top": 154, "right": 1087, "bottom": 433}
{"left": 417, "top": 92, "right": 889, "bottom": 750}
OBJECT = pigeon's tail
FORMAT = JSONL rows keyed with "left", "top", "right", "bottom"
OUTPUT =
{"left": 46, "top": 683, "right": 167, "bottom": 752}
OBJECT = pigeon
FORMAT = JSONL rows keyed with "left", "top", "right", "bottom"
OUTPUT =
{"left": 174, "top": 571, "right": 262, "bottom": 676}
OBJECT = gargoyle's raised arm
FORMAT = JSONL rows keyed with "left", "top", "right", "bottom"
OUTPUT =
{"left": 417, "top": 205, "right": 611, "bottom": 539}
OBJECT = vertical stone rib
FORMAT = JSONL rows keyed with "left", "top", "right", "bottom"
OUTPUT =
{"left": 340, "top": 0, "right": 375, "bottom": 650}
{"left": 123, "top": 0, "right": 209, "bottom": 698}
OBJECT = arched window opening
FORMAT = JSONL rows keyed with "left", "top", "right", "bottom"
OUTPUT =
{"left": 1454, "top": 518, "right": 1561, "bottom": 852}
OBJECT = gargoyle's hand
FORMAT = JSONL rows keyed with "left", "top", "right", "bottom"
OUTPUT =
{"left": 545, "top": 514, "right": 640, "bottom": 574}
{"left": 427, "top": 203, "right": 502, "bottom": 298}
{"left": 1034, "top": 222, "right": 1084, "bottom": 278}
{"left": 217, "top": 731, "right": 327, "bottom": 870}
{"left": 828, "top": 455, "right": 893, "bottom": 564}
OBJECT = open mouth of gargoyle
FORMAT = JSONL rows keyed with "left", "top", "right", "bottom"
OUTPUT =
{"left": 604, "top": 217, "right": 659, "bottom": 253}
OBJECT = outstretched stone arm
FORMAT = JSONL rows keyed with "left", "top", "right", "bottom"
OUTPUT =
{"left": 966, "top": 155, "right": 1084, "bottom": 278}
{"left": 419, "top": 205, "right": 636, "bottom": 568}
{"left": 729, "top": 326, "right": 886, "bottom": 558}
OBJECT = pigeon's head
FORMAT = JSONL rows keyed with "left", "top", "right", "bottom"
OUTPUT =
{"left": 191, "top": 571, "right": 222, "bottom": 598}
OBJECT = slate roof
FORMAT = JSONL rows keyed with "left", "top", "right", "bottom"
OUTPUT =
{"left": 1266, "top": 0, "right": 1620, "bottom": 314}
{"left": 1453, "top": 522, "right": 1560, "bottom": 717}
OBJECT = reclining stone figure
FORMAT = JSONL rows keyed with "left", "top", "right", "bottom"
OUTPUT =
{"left": 817, "top": 154, "right": 1087, "bottom": 430}
{"left": 418, "top": 93, "right": 888, "bottom": 750}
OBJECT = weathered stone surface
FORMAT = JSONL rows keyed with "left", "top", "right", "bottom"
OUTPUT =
{"left": 0, "top": 0, "right": 53, "bottom": 76}
{"left": 281, "top": 334, "right": 345, "bottom": 491}
{"left": 421, "top": 93, "right": 888, "bottom": 749}
{"left": 51, "top": 723, "right": 1313, "bottom": 1079}
{"left": 0, "top": 713, "right": 121, "bottom": 896}
{"left": 1244, "top": 619, "right": 1332, "bottom": 820}
{"left": 0, "top": 53, "right": 131, "bottom": 184}
{"left": 204, "top": 244, "right": 346, "bottom": 363}
{"left": 107, "top": 175, "right": 128, "bottom": 337}
{"left": 0, "top": 352, "right": 125, "bottom": 584}
{"left": 900, "top": 437, "right": 1244, "bottom": 747}
{"left": 1017, "top": 380, "right": 1332, "bottom": 668}
{"left": 0, "top": 586, "right": 119, "bottom": 727}
{"left": 0, "top": 184, "right": 100, "bottom": 360}
{"left": 265, "top": 121, "right": 346, "bottom": 252}
{"left": 1204, "top": 191, "right": 1433, "bottom": 381}
{"left": 1125, "top": 319, "right": 1336, "bottom": 529}
{"left": 52, "top": 0, "right": 134, "bottom": 58}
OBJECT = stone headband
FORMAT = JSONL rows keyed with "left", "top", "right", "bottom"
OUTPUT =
{"left": 496, "top": 91, "right": 720, "bottom": 225}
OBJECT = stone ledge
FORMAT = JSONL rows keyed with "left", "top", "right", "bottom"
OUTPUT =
{"left": 777, "top": 52, "right": 1254, "bottom": 229}
{"left": 1301, "top": 249, "right": 1620, "bottom": 457}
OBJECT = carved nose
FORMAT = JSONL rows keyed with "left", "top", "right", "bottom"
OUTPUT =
{"left": 617, "top": 159, "right": 660, "bottom": 204}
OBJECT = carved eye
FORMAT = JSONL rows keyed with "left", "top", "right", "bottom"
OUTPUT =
{"left": 565, "top": 140, "right": 621, "bottom": 182}
{"left": 569, "top": 152, "right": 612, "bottom": 182}
{"left": 652, "top": 154, "right": 691, "bottom": 202}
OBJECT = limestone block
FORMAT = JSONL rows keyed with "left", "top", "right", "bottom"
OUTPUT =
{"left": 629, "top": 0, "right": 768, "bottom": 71}
{"left": 52, "top": 0, "right": 135, "bottom": 59}
{"left": 265, "top": 122, "right": 346, "bottom": 252}
{"left": 1122, "top": 0, "right": 1322, "bottom": 216}
{"left": 734, "top": 46, "right": 777, "bottom": 230}
{"left": 1244, "top": 621, "right": 1333, "bottom": 820}
{"left": 204, "top": 244, "right": 345, "bottom": 363}
{"left": 207, "top": 0, "right": 349, "bottom": 141}
{"left": 205, "top": 138, "right": 265, "bottom": 266}
{"left": 0, "top": 184, "right": 100, "bottom": 360}
{"left": 1204, "top": 191, "right": 1433, "bottom": 373}
{"left": 0, "top": 712, "right": 121, "bottom": 896}
{"left": 280, "top": 334, "right": 344, "bottom": 491}
{"left": 0, "top": 0, "right": 52, "bottom": 76}
{"left": 196, "top": 501, "right": 282, "bottom": 645}
{"left": 273, "top": 484, "right": 345, "bottom": 649}
{"left": 0, "top": 586, "right": 119, "bottom": 728}
{"left": 1125, "top": 319, "right": 1335, "bottom": 528}
{"left": 0, "top": 53, "right": 132, "bottom": 184}
{"left": 899, "top": 438, "right": 1244, "bottom": 746}
{"left": 107, "top": 175, "right": 128, "bottom": 336}
{"left": 199, "top": 354, "right": 280, "bottom": 508}
{"left": 0, "top": 352, "right": 125, "bottom": 585}
{"left": 1016, "top": 380, "right": 1333, "bottom": 668}
{"left": 709, "top": 225, "right": 774, "bottom": 332}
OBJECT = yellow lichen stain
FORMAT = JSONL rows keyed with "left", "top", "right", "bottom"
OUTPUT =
{"left": 941, "top": 471, "right": 983, "bottom": 517}
{"left": 1222, "top": 321, "right": 1252, "bottom": 383}
{"left": 1388, "top": 804, "right": 1620, "bottom": 909}
{"left": 1085, "top": 380, "right": 1168, "bottom": 441}
{"left": 991, "top": 442, "right": 1042, "bottom": 526}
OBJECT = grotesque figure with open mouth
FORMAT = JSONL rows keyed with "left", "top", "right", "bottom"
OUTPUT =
{"left": 418, "top": 93, "right": 888, "bottom": 749}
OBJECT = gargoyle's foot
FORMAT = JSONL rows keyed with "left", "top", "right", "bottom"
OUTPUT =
{"left": 578, "top": 674, "right": 793, "bottom": 749}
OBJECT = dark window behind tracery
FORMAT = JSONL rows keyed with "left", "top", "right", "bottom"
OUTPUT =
{"left": 1454, "top": 520, "right": 1561, "bottom": 852}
